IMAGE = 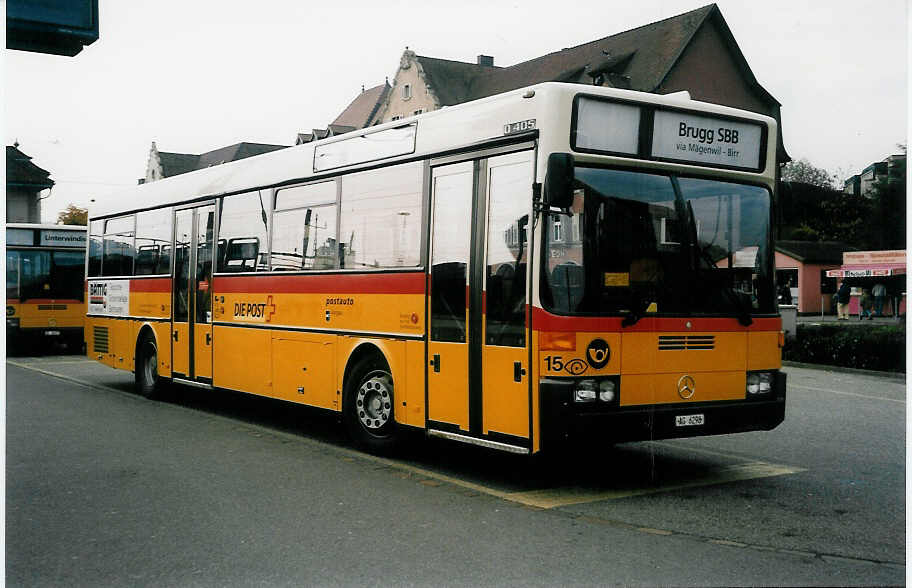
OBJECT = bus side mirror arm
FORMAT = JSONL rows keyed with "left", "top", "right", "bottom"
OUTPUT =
{"left": 532, "top": 182, "right": 545, "bottom": 215}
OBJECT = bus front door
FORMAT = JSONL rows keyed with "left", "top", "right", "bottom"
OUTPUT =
{"left": 428, "top": 161, "right": 473, "bottom": 431}
{"left": 427, "top": 150, "right": 533, "bottom": 447}
{"left": 172, "top": 204, "right": 215, "bottom": 383}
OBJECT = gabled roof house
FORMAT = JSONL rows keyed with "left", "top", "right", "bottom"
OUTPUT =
{"left": 143, "top": 141, "right": 288, "bottom": 183}
{"left": 325, "top": 4, "right": 788, "bottom": 162}
{"left": 7, "top": 144, "right": 54, "bottom": 222}
{"left": 296, "top": 81, "right": 391, "bottom": 145}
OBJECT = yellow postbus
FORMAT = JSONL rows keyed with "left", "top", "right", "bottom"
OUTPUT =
{"left": 86, "top": 83, "right": 785, "bottom": 454}
{"left": 7, "top": 223, "right": 87, "bottom": 352}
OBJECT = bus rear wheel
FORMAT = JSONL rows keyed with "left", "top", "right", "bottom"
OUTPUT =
{"left": 135, "top": 335, "right": 163, "bottom": 399}
{"left": 343, "top": 357, "right": 400, "bottom": 453}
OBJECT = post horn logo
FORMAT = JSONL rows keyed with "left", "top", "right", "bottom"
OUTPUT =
{"left": 677, "top": 375, "right": 696, "bottom": 400}
{"left": 585, "top": 339, "right": 611, "bottom": 369}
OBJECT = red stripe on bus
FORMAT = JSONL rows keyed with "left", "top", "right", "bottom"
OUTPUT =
{"left": 212, "top": 272, "right": 426, "bottom": 295}
{"left": 130, "top": 278, "right": 171, "bottom": 293}
{"left": 531, "top": 307, "right": 781, "bottom": 332}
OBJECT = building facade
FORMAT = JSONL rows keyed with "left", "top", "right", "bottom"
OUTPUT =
{"left": 843, "top": 153, "right": 906, "bottom": 197}
{"left": 774, "top": 241, "right": 855, "bottom": 314}
{"left": 6, "top": 144, "right": 53, "bottom": 222}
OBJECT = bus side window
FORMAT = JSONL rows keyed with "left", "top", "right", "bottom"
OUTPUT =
{"left": 339, "top": 162, "right": 422, "bottom": 269}
{"left": 218, "top": 191, "right": 269, "bottom": 273}
{"left": 156, "top": 245, "right": 172, "bottom": 275}
{"left": 134, "top": 245, "right": 160, "bottom": 275}
{"left": 135, "top": 208, "right": 172, "bottom": 276}
{"left": 87, "top": 220, "right": 103, "bottom": 277}
{"left": 102, "top": 233, "right": 134, "bottom": 277}
{"left": 272, "top": 182, "right": 338, "bottom": 271}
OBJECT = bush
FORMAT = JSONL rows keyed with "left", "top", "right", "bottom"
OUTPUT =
{"left": 783, "top": 324, "right": 905, "bottom": 372}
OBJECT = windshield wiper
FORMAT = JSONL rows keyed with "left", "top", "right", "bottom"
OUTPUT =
{"left": 685, "top": 201, "right": 752, "bottom": 327}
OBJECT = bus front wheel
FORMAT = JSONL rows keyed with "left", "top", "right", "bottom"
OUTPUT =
{"left": 343, "top": 357, "right": 400, "bottom": 453}
{"left": 135, "top": 335, "right": 163, "bottom": 399}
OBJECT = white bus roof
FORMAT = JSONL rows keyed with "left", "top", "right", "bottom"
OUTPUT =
{"left": 90, "top": 82, "right": 777, "bottom": 220}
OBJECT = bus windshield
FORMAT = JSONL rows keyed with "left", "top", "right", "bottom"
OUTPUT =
{"left": 6, "top": 249, "right": 85, "bottom": 301}
{"left": 542, "top": 167, "right": 774, "bottom": 319}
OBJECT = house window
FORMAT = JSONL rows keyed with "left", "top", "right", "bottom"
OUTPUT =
{"left": 402, "top": 84, "right": 411, "bottom": 100}
{"left": 552, "top": 219, "right": 563, "bottom": 242}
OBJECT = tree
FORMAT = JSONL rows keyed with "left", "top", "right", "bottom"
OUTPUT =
{"left": 781, "top": 158, "right": 839, "bottom": 189}
{"left": 815, "top": 191, "right": 873, "bottom": 246}
{"left": 57, "top": 204, "right": 87, "bottom": 225}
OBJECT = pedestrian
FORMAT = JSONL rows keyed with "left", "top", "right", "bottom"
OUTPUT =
{"left": 836, "top": 280, "right": 851, "bottom": 320}
{"left": 859, "top": 288, "right": 874, "bottom": 320}
{"left": 872, "top": 282, "right": 887, "bottom": 317}
{"left": 778, "top": 281, "right": 792, "bottom": 305}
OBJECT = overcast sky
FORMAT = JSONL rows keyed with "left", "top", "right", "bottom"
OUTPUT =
{"left": 3, "top": 0, "right": 908, "bottom": 222}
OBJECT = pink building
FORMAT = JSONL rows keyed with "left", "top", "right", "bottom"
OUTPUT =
{"left": 774, "top": 241, "right": 855, "bottom": 314}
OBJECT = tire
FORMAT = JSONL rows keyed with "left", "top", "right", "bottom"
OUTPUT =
{"left": 135, "top": 334, "right": 163, "bottom": 399}
{"left": 343, "top": 356, "right": 401, "bottom": 453}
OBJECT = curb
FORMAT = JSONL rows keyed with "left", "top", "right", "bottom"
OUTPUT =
{"left": 782, "top": 360, "right": 906, "bottom": 381}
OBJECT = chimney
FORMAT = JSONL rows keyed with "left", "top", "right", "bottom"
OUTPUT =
{"left": 476, "top": 55, "right": 494, "bottom": 67}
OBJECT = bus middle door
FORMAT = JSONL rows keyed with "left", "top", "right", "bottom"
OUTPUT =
{"left": 172, "top": 204, "right": 215, "bottom": 383}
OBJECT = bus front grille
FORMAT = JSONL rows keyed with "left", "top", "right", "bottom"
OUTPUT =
{"left": 658, "top": 335, "right": 715, "bottom": 350}
{"left": 93, "top": 326, "right": 109, "bottom": 353}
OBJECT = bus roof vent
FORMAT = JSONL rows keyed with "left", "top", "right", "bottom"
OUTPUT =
{"left": 664, "top": 90, "right": 691, "bottom": 101}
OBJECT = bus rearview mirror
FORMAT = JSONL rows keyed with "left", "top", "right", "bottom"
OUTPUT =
{"left": 544, "top": 153, "right": 574, "bottom": 209}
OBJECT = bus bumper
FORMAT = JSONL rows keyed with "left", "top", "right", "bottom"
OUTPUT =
{"left": 539, "top": 371, "right": 786, "bottom": 451}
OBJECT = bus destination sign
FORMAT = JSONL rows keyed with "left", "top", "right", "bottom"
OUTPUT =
{"left": 41, "top": 229, "right": 87, "bottom": 247}
{"left": 651, "top": 110, "right": 763, "bottom": 170}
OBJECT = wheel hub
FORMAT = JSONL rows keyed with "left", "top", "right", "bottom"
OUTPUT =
{"left": 355, "top": 372, "right": 392, "bottom": 430}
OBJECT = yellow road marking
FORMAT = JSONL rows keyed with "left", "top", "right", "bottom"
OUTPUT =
{"left": 499, "top": 462, "right": 805, "bottom": 508}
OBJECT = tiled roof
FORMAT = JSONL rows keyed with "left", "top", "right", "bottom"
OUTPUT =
{"left": 416, "top": 4, "right": 717, "bottom": 105}
{"left": 328, "top": 124, "right": 357, "bottom": 135}
{"left": 158, "top": 142, "right": 287, "bottom": 178}
{"left": 414, "top": 56, "right": 498, "bottom": 106}
{"left": 6, "top": 145, "right": 54, "bottom": 188}
{"left": 776, "top": 240, "right": 857, "bottom": 264}
{"left": 158, "top": 152, "right": 200, "bottom": 178}
{"left": 332, "top": 82, "right": 391, "bottom": 128}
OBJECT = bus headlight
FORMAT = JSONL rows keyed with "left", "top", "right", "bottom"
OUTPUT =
{"left": 747, "top": 371, "right": 774, "bottom": 395}
{"left": 599, "top": 380, "right": 616, "bottom": 403}
{"left": 574, "top": 380, "right": 597, "bottom": 402}
{"left": 747, "top": 373, "right": 759, "bottom": 394}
